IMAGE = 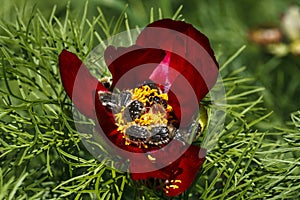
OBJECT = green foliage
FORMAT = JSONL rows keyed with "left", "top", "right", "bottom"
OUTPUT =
{"left": 0, "top": 1, "right": 299, "bottom": 199}
{"left": 0, "top": 2, "right": 127, "bottom": 199}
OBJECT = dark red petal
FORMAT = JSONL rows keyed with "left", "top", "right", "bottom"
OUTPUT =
{"left": 130, "top": 140, "right": 206, "bottom": 197}
{"left": 130, "top": 140, "right": 185, "bottom": 177}
{"left": 137, "top": 19, "right": 217, "bottom": 66}
{"left": 136, "top": 19, "right": 219, "bottom": 126}
{"left": 104, "top": 45, "right": 166, "bottom": 89}
{"left": 164, "top": 146, "right": 206, "bottom": 197}
{"left": 59, "top": 50, "right": 107, "bottom": 118}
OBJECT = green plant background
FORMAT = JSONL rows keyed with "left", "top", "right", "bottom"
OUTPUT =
{"left": 0, "top": 0, "right": 299, "bottom": 199}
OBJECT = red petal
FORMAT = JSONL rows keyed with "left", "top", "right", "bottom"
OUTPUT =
{"left": 164, "top": 146, "right": 206, "bottom": 197}
{"left": 137, "top": 19, "right": 217, "bottom": 67}
{"left": 136, "top": 19, "right": 219, "bottom": 126}
{"left": 130, "top": 140, "right": 185, "bottom": 177}
{"left": 104, "top": 45, "right": 166, "bottom": 89}
{"left": 59, "top": 50, "right": 107, "bottom": 118}
{"left": 130, "top": 140, "right": 206, "bottom": 197}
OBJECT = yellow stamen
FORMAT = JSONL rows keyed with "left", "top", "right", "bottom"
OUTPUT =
{"left": 135, "top": 113, "right": 152, "bottom": 125}
{"left": 170, "top": 180, "right": 182, "bottom": 183}
{"left": 166, "top": 105, "right": 173, "bottom": 112}
{"left": 132, "top": 85, "right": 169, "bottom": 105}
{"left": 115, "top": 112, "right": 124, "bottom": 124}
{"left": 147, "top": 154, "right": 156, "bottom": 161}
{"left": 160, "top": 93, "right": 168, "bottom": 101}
{"left": 125, "top": 139, "right": 131, "bottom": 145}
{"left": 169, "top": 184, "right": 179, "bottom": 189}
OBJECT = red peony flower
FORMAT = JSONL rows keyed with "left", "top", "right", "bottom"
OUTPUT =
{"left": 59, "top": 19, "right": 219, "bottom": 196}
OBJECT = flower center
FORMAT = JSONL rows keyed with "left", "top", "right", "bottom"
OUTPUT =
{"left": 99, "top": 82, "right": 178, "bottom": 148}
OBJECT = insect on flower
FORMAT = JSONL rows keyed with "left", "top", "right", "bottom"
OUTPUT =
{"left": 99, "top": 82, "right": 177, "bottom": 147}
{"left": 59, "top": 19, "right": 219, "bottom": 196}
